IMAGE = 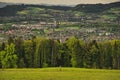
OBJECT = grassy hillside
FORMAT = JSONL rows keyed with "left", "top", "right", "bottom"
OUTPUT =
{"left": 0, "top": 68, "right": 120, "bottom": 80}
{"left": 101, "top": 7, "right": 120, "bottom": 20}
{"left": 0, "top": 2, "right": 119, "bottom": 24}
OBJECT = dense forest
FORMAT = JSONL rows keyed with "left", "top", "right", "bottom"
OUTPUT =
{"left": 0, "top": 36, "right": 120, "bottom": 69}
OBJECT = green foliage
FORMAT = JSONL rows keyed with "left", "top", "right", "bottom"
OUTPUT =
{"left": 0, "top": 37, "right": 120, "bottom": 69}
{"left": 3, "top": 23, "right": 13, "bottom": 31}
{"left": 66, "top": 37, "right": 85, "bottom": 67}
{"left": 33, "top": 38, "right": 58, "bottom": 68}
{"left": 23, "top": 40, "right": 34, "bottom": 68}
{"left": 0, "top": 43, "right": 18, "bottom": 68}
{"left": 57, "top": 43, "right": 71, "bottom": 67}
{"left": 14, "top": 37, "right": 24, "bottom": 68}
{"left": 43, "top": 62, "right": 48, "bottom": 68}
{"left": 66, "top": 37, "right": 77, "bottom": 67}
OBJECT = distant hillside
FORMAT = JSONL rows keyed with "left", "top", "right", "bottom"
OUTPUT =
{"left": 0, "top": 4, "right": 26, "bottom": 16}
{"left": 0, "top": 2, "right": 120, "bottom": 16}
{"left": 72, "top": 2, "right": 120, "bottom": 13}
{"left": 0, "top": 2, "right": 14, "bottom": 8}
{"left": 0, "top": 4, "right": 71, "bottom": 16}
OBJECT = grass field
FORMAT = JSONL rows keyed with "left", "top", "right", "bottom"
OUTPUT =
{"left": 0, "top": 68, "right": 120, "bottom": 80}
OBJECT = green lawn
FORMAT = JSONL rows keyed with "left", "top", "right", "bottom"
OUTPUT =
{"left": 0, "top": 68, "right": 120, "bottom": 80}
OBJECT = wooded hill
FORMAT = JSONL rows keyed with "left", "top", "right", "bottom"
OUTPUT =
{"left": 72, "top": 2, "right": 120, "bottom": 13}
{"left": 0, "top": 4, "right": 71, "bottom": 16}
{"left": 0, "top": 2, "right": 120, "bottom": 16}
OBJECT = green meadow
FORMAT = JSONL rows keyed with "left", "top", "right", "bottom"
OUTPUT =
{"left": 0, "top": 68, "right": 120, "bottom": 80}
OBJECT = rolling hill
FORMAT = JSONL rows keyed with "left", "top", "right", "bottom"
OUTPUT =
{"left": 0, "top": 2, "right": 120, "bottom": 16}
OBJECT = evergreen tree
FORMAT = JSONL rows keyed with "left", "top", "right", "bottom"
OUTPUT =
{"left": 23, "top": 40, "right": 34, "bottom": 68}
{"left": 14, "top": 37, "right": 25, "bottom": 68}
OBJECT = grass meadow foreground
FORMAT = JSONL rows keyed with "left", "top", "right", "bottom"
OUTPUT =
{"left": 0, "top": 68, "right": 120, "bottom": 80}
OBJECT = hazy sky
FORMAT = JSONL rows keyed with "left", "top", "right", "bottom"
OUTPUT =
{"left": 0, "top": 0, "right": 119, "bottom": 5}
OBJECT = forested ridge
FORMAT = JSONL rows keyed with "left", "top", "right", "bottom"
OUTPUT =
{"left": 0, "top": 4, "right": 71, "bottom": 16}
{"left": 72, "top": 2, "right": 120, "bottom": 13}
{"left": 0, "top": 2, "right": 120, "bottom": 16}
{"left": 0, "top": 37, "right": 120, "bottom": 69}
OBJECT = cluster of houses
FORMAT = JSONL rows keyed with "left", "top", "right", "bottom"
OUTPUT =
{"left": 0, "top": 7, "right": 119, "bottom": 42}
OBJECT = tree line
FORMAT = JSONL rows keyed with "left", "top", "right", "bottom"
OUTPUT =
{"left": 0, "top": 36, "right": 120, "bottom": 69}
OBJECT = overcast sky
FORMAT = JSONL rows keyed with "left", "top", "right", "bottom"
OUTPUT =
{"left": 0, "top": 0, "right": 119, "bottom": 5}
